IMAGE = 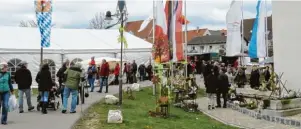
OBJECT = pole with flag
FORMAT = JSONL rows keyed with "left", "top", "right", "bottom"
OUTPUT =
{"left": 184, "top": 0, "right": 188, "bottom": 77}
{"left": 152, "top": 0, "right": 156, "bottom": 96}
{"left": 248, "top": 0, "right": 267, "bottom": 58}
{"left": 265, "top": 0, "right": 268, "bottom": 58}
{"left": 35, "top": 0, "right": 53, "bottom": 67}
{"left": 226, "top": 0, "right": 243, "bottom": 57}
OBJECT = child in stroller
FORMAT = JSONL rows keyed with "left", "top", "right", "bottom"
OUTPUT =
{"left": 37, "top": 81, "right": 60, "bottom": 111}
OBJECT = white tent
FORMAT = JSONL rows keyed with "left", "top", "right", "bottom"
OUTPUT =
{"left": 0, "top": 26, "right": 152, "bottom": 85}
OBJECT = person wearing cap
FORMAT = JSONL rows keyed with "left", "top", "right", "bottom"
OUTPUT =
{"left": 0, "top": 62, "right": 14, "bottom": 125}
{"left": 62, "top": 62, "right": 83, "bottom": 114}
{"left": 15, "top": 61, "right": 34, "bottom": 113}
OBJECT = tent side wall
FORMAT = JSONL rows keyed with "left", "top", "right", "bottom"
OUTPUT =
{"left": 0, "top": 48, "right": 152, "bottom": 87}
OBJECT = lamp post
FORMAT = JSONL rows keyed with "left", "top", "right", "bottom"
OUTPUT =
{"left": 105, "top": 0, "right": 128, "bottom": 105}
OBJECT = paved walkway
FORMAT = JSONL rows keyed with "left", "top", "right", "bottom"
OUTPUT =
{"left": 196, "top": 98, "right": 297, "bottom": 129}
{"left": 194, "top": 75, "right": 296, "bottom": 129}
{"left": 1, "top": 81, "right": 152, "bottom": 129}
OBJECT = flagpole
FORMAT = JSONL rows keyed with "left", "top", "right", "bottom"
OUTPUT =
{"left": 171, "top": 1, "right": 174, "bottom": 78}
{"left": 184, "top": 0, "right": 188, "bottom": 77}
{"left": 265, "top": 0, "right": 268, "bottom": 58}
{"left": 152, "top": 0, "right": 156, "bottom": 96}
{"left": 240, "top": 0, "right": 244, "bottom": 66}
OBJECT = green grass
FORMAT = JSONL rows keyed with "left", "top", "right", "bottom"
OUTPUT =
{"left": 73, "top": 87, "right": 237, "bottom": 129}
{"left": 14, "top": 88, "right": 39, "bottom": 98}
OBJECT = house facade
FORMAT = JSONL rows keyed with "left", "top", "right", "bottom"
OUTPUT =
{"left": 243, "top": 16, "right": 273, "bottom": 56}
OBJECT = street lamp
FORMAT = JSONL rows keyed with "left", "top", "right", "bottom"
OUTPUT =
{"left": 105, "top": 0, "right": 128, "bottom": 106}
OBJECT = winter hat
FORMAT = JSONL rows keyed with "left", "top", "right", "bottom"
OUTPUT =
{"left": 0, "top": 62, "right": 8, "bottom": 69}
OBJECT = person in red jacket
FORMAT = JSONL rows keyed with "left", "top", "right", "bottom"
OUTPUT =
{"left": 98, "top": 59, "right": 110, "bottom": 93}
{"left": 114, "top": 63, "right": 120, "bottom": 85}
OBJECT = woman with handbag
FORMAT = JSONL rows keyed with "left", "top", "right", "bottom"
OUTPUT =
{"left": 0, "top": 62, "right": 14, "bottom": 125}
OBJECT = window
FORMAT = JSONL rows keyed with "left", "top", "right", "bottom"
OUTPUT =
{"left": 250, "top": 58, "right": 259, "bottom": 63}
{"left": 220, "top": 45, "right": 225, "bottom": 49}
{"left": 70, "top": 58, "right": 83, "bottom": 66}
{"left": 43, "top": 59, "right": 56, "bottom": 81}
{"left": 200, "top": 46, "right": 204, "bottom": 53}
{"left": 7, "top": 58, "right": 22, "bottom": 83}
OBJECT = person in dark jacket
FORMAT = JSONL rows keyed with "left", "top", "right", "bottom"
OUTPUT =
{"left": 146, "top": 63, "right": 153, "bottom": 81}
{"left": 138, "top": 64, "right": 146, "bottom": 81}
{"left": 56, "top": 62, "right": 68, "bottom": 102}
{"left": 131, "top": 60, "right": 138, "bottom": 83}
{"left": 205, "top": 70, "right": 218, "bottom": 110}
{"left": 203, "top": 61, "right": 213, "bottom": 85}
{"left": 216, "top": 68, "right": 230, "bottom": 108}
{"left": 114, "top": 63, "right": 120, "bottom": 85}
{"left": 264, "top": 66, "right": 271, "bottom": 82}
{"left": 234, "top": 68, "right": 247, "bottom": 88}
{"left": 250, "top": 66, "right": 260, "bottom": 89}
{"left": 0, "top": 62, "right": 14, "bottom": 125}
{"left": 213, "top": 61, "right": 220, "bottom": 76}
{"left": 98, "top": 59, "right": 110, "bottom": 93}
{"left": 35, "top": 64, "right": 53, "bottom": 114}
{"left": 15, "top": 61, "right": 34, "bottom": 113}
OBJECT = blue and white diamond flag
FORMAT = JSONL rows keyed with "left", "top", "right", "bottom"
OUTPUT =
{"left": 35, "top": 0, "right": 52, "bottom": 48}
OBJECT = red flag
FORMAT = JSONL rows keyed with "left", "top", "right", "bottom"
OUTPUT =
{"left": 166, "top": 0, "right": 184, "bottom": 62}
{"left": 178, "top": 15, "right": 189, "bottom": 25}
{"left": 153, "top": 0, "right": 170, "bottom": 63}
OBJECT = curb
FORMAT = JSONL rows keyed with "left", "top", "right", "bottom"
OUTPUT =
{"left": 227, "top": 103, "right": 301, "bottom": 128}
{"left": 197, "top": 108, "right": 252, "bottom": 129}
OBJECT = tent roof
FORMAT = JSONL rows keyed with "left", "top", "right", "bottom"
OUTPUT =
{"left": 0, "top": 26, "right": 152, "bottom": 50}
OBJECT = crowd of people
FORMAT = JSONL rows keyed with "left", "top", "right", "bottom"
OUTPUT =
{"left": 0, "top": 56, "right": 154, "bottom": 125}
{"left": 198, "top": 59, "right": 271, "bottom": 110}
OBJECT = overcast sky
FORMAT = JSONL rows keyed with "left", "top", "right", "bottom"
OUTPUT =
{"left": 0, "top": 0, "right": 272, "bottom": 30}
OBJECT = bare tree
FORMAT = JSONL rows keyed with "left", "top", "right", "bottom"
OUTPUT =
{"left": 19, "top": 20, "right": 55, "bottom": 28}
{"left": 89, "top": 12, "right": 106, "bottom": 29}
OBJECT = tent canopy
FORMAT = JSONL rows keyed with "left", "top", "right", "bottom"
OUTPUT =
{"left": 0, "top": 26, "right": 152, "bottom": 50}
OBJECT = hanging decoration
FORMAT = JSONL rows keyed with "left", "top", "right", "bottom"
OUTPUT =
{"left": 118, "top": 27, "right": 128, "bottom": 48}
{"left": 35, "top": 0, "right": 53, "bottom": 48}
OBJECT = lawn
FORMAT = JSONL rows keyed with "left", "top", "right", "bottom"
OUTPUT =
{"left": 13, "top": 88, "right": 39, "bottom": 97}
{"left": 73, "top": 87, "right": 237, "bottom": 129}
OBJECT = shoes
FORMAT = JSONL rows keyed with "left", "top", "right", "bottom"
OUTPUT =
{"left": 1, "top": 122, "right": 7, "bottom": 125}
{"left": 28, "top": 106, "right": 35, "bottom": 111}
{"left": 70, "top": 111, "right": 76, "bottom": 114}
{"left": 223, "top": 105, "right": 227, "bottom": 108}
{"left": 216, "top": 105, "right": 221, "bottom": 108}
{"left": 42, "top": 102, "right": 48, "bottom": 114}
{"left": 97, "top": 91, "right": 102, "bottom": 93}
{"left": 19, "top": 110, "right": 24, "bottom": 113}
{"left": 62, "top": 110, "right": 67, "bottom": 114}
{"left": 105, "top": 91, "right": 108, "bottom": 93}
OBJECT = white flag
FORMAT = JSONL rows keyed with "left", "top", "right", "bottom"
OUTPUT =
{"left": 138, "top": 12, "right": 153, "bottom": 32}
{"left": 226, "top": 0, "right": 243, "bottom": 57}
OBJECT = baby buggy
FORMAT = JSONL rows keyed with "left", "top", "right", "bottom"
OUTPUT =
{"left": 37, "top": 84, "right": 60, "bottom": 111}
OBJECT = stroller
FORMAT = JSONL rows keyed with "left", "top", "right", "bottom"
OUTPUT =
{"left": 37, "top": 82, "right": 60, "bottom": 111}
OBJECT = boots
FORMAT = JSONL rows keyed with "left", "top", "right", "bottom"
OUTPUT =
{"left": 42, "top": 102, "right": 48, "bottom": 114}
